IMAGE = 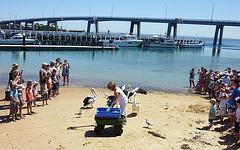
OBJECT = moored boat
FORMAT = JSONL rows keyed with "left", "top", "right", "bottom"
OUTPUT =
{"left": 99, "top": 34, "right": 143, "bottom": 47}
{"left": 0, "top": 32, "right": 36, "bottom": 45}
{"left": 176, "top": 39, "right": 205, "bottom": 48}
{"left": 144, "top": 36, "right": 177, "bottom": 48}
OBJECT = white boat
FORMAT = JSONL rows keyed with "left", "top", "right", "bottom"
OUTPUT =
{"left": 145, "top": 36, "right": 177, "bottom": 48}
{"left": 100, "top": 34, "right": 143, "bottom": 47}
{"left": 0, "top": 32, "right": 35, "bottom": 45}
{"left": 177, "top": 39, "right": 205, "bottom": 48}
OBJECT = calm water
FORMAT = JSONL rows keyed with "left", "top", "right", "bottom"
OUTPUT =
{"left": 0, "top": 37, "right": 240, "bottom": 92}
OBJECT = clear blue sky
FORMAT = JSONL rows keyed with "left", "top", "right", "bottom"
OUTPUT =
{"left": 1, "top": 0, "right": 240, "bottom": 39}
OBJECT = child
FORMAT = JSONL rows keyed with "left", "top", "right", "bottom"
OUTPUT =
{"left": 51, "top": 69, "right": 58, "bottom": 97}
{"left": 42, "top": 78, "right": 48, "bottom": 105}
{"left": 218, "top": 91, "right": 227, "bottom": 122}
{"left": 46, "top": 72, "right": 52, "bottom": 100}
{"left": 26, "top": 81, "right": 34, "bottom": 115}
{"left": 209, "top": 98, "right": 217, "bottom": 129}
{"left": 235, "top": 97, "right": 240, "bottom": 142}
{"left": 10, "top": 83, "right": 20, "bottom": 121}
{"left": 18, "top": 84, "right": 26, "bottom": 119}
{"left": 106, "top": 82, "right": 128, "bottom": 123}
{"left": 62, "top": 60, "right": 70, "bottom": 86}
{"left": 32, "top": 81, "right": 39, "bottom": 107}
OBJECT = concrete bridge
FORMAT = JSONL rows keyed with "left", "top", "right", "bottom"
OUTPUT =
{"left": 1, "top": 16, "right": 240, "bottom": 45}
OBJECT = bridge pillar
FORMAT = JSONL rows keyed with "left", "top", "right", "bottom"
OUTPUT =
{"left": 129, "top": 21, "right": 141, "bottom": 38}
{"left": 87, "top": 21, "right": 92, "bottom": 34}
{"left": 12, "top": 22, "right": 15, "bottom": 30}
{"left": 218, "top": 25, "right": 224, "bottom": 46}
{"left": 167, "top": 23, "right": 177, "bottom": 39}
{"left": 213, "top": 25, "right": 224, "bottom": 46}
{"left": 95, "top": 21, "right": 99, "bottom": 34}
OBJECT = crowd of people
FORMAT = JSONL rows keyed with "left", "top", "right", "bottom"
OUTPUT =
{"left": 189, "top": 67, "right": 240, "bottom": 142}
{"left": 7, "top": 57, "right": 70, "bottom": 121}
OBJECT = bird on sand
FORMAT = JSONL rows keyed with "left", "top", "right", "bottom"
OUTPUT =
{"left": 166, "top": 102, "right": 170, "bottom": 108}
{"left": 145, "top": 119, "right": 153, "bottom": 127}
{"left": 75, "top": 108, "right": 83, "bottom": 117}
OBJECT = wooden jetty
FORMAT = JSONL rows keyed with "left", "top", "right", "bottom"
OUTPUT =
{"left": 0, "top": 45, "right": 118, "bottom": 51}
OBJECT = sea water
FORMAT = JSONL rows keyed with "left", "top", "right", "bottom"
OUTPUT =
{"left": 0, "top": 37, "right": 239, "bottom": 92}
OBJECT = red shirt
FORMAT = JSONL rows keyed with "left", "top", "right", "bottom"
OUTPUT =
{"left": 26, "top": 87, "right": 34, "bottom": 102}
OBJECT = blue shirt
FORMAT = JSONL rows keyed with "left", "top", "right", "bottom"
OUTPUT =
{"left": 10, "top": 90, "right": 19, "bottom": 104}
{"left": 228, "top": 87, "right": 240, "bottom": 106}
{"left": 209, "top": 105, "right": 217, "bottom": 119}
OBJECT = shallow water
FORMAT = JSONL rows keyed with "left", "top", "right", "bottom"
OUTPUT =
{"left": 0, "top": 37, "right": 239, "bottom": 92}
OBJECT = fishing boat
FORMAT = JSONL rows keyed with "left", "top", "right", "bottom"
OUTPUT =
{"left": 99, "top": 34, "right": 143, "bottom": 47}
{"left": 0, "top": 32, "right": 36, "bottom": 45}
{"left": 176, "top": 39, "right": 205, "bottom": 48}
{"left": 144, "top": 36, "right": 177, "bottom": 48}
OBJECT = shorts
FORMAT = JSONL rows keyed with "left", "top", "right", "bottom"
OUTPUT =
{"left": 189, "top": 78, "right": 194, "bottom": 81}
{"left": 52, "top": 84, "right": 57, "bottom": 90}
{"left": 42, "top": 94, "right": 48, "bottom": 100}
{"left": 235, "top": 122, "right": 240, "bottom": 133}
{"left": 10, "top": 103, "right": 18, "bottom": 114}
{"left": 27, "top": 101, "right": 32, "bottom": 105}
{"left": 218, "top": 107, "right": 226, "bottom": 116}
{"left": 228, "top": 106, "right": 236, "bottom": 115}
{"left": 208, "top": 118, "right": 213, "bottom": 123}
{"left": 19, "top": 102, "right": 24, "bottom": 107}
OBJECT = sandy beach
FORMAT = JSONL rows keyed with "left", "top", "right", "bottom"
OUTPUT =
{"left": 0, "top": 86, "right": 238, "bottom": 150}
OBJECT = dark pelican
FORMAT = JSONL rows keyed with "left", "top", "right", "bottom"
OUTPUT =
{"left": 83, "top": 88, "right": 98, "bottom": 108}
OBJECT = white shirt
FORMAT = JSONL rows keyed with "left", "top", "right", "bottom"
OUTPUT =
{"left": 115, "top": 87, "right": 128, "bottom": 104}
{"left": 222, "top": 76, "right": 230, "bottom": 85}
{"left": 219, "top": 98, "right": 227, "bottom": 108}
{"left": 236, "top": 107, "right": 240, "bottom": 122}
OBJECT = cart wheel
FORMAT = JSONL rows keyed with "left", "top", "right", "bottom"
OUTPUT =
{"left": 115, "top": 127, "right": 123, "bottom": 136}
{"left": 94, "top": 126, "right": 103, "bottom": 135}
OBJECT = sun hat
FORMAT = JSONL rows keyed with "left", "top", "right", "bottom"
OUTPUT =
{"left": 33, "top": 81, "right": 39, "bottom": 85}
{"left": 209, "top": 98, "right": 216, "bottom": 103}
{"left": 12, "top": 63, "right": 19, "bottom": 67}
{"left": 42, "top": 62, "right": 48, "bottom": 66}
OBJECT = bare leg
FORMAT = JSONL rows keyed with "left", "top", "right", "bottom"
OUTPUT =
{"left": 67, "top": 75, "right": 69, "bottom": 86}
{"left": 63, "top": 75, "right": 66, "bottom": 86}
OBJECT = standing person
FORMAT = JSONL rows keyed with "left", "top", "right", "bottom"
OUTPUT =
{"left": 208, "top": 98, "right": 217, "bottom": 129}
{"left": 218, "top": 91, "right": 227, "bottom": 122}
{"left": 39, "top": 63, "right": 48, "bottom": 93}
{"left": 62, "top": 60, "right": 70, "bottom": 86}
{"left": 227, "top": 78, "right": 240, "bottom": 127}
{"left": 26, "top": 81, "right": 34, "bottom": 115}
{"left": 18, "top": 84, "right": 26, "bottom": 119}
{"left": 106, "top": 82, "right": 128, "bottom": 123}
{"left": 42, "top": 78, "right": 48, "bottom": 105}
{"left": 8, "top": 63, "right": 23, "bottom": 89}
{"left": 235, "top": 97, "right": 240, "bottom": 142}
{"left": 47, "top": 72, "right": 52, "bottom": 100}
{"left": 10, "top": 83, "right": 20, "bottom": 121}
{"left": 51, "top": 69, "right": 58, "bottom": 97}
{"left": 55, "top": 58, "right": 62, "bottom": 78}
{"left": 189, "top": 68, "right": 195, "bottom": 88}
{"left": 32, "top": 81, "right": 39, "bottom": 107}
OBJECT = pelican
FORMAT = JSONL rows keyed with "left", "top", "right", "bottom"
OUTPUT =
{"left": 83, "top": 88, "right": 98, "bottom": 108}
{"left": 132, "top": 94, "right": 141, "bottom": 115}
{"left": 145, "top": 119, "right": 153, "bottom": 127}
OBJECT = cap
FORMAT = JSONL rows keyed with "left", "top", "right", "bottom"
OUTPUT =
{"left": 12, "top": 63, "right": 19, "bottom": 67}
{"left": 236, "top": 97, "right": 240, "bottom": 103}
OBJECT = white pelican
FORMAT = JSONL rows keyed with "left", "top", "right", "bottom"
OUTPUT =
{"left": 83, "top": 88, "right": 98, "bottom": 108}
